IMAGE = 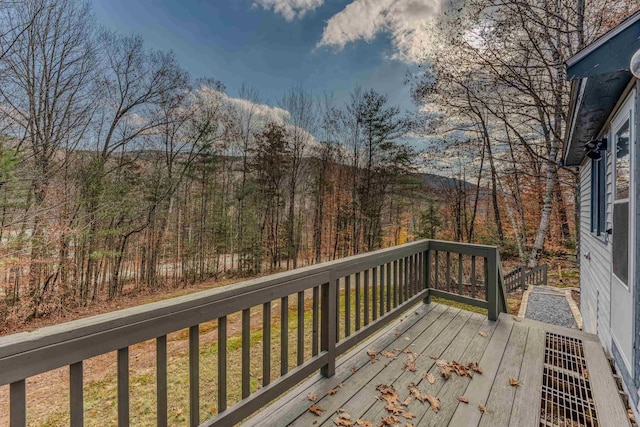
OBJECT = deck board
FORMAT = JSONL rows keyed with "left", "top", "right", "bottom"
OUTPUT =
{"left": 244, "top": 304, "right": 630, "bottom": 427}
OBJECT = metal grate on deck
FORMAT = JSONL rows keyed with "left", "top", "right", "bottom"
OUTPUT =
{"left": 540, "top": 333, "right": 598, "bottom": 427}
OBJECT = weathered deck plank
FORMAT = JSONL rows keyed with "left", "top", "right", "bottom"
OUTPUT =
{"left": 478, "top": 322, "right": 529, "bottom": 427}
{"left": 508, "top": 327, "right": 545, "bottom": 427}
{"left": 447, "top": 315, "right": 515, "bottom": 427}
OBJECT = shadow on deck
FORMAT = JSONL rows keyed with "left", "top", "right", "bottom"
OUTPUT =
{"left": 247, "top": 303, "right": 629, "bottom": 427}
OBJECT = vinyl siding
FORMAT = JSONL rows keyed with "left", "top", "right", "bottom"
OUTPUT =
{"left": 579, "top": 155, "right": 613, "bottom": 354}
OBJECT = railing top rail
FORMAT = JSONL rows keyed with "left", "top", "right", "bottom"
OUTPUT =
{"left": 0, "top": 240, "right": 431, "bottom": 384}
{"left": 427, "top": 240, "right": 496, "bottom": 257}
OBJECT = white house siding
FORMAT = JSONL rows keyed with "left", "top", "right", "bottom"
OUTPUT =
{"left": 579, "top": 154, "right": 613, "bottom": 354}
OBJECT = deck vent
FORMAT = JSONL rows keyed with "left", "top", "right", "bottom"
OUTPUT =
{"left": 540, "top": 333, "right": 598, "bottom": 427}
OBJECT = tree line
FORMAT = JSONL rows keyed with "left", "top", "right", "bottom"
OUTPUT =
{"left": 0, "top": 0, "right": 429, "bottom": 323}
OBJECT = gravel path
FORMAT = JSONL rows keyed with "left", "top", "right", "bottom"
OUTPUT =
{"left": 524, "top": 286, "right": 578, "bottom": 329}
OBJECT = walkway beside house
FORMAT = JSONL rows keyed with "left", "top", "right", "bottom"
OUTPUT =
{"left": 519, "top": 285, "right": 582, "bottom": 329}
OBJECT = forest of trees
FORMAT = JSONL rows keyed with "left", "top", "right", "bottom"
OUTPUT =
{"left": 0, "top": 0, "right": 635, "bottom": 325}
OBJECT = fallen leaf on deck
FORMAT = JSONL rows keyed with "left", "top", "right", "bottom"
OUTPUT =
{"left": 406, "top": 424, "right": 415, "bottom": 427}
{"left": 385, "top": 402, "right": 404, "bottom": 415}
{"left": 478, "top": 404, "right": 487, "bottom": 413}
{"left": 351, "top": 366, "right": 358, "bottom": 373}
{"left": 367, "top": 349, "right": 378, "bottom": 363}
{"left": 425, "top": 394, "right": 440, "bottom": 413}
{"left": 426, "top": 373, "right": 436, "bottom": 384}
{"left": 403, "top": 348, "right": 412, "bottom": 354}
{"left": 403, "top": 412, "right": 416, "bottom": 420}
{"left": 458, "top": 396, "right": 469, "bottom": 403}
{"left": 309, "top": 404, "right": 324, "bottom": 416}
{"left": 380, "top": 415, "right": 400, "bottom": 426}
{"left": 308, "top": 393, "right": 318, "bottom": 401}
{"left": 356, "top": 419, "right": 373, "bottom": 427}
{"left": 376, "top": 384, "right": 399, "bottom": 405}
{"left": 628, "top": 409, "right": 636, "bottom": 424}
{"left": 334, "top": 413, "right": 353, "bottom": 427}
{"left": 430, "top": 355, "right": 438, "bottom": 360}
{"left": 338, "top": 382, "right": 344, "bottom": 388}
{"left": 381, "top": 351, "right": 398, "bottom": 359}
{"left": 479, "top": 331, "right": 488, "bottom": 337}
{"left": 468, "top": 362, "right": 483, "bottom": 374}
{"left": 402, "top": 396, "right": 412, "bottom": 406}
{"left": 337, "top": 408, "right": 346, "bottom": 413}
{"left": 327, "top": 389, "right": 338, "bottom": 395}
{"left": 435, "top": 359, "right": 448, "bottom": 368}
{"left": 403, "top": 354, "right": 417, "bottom": 372}
{"left": 440, "top": 366, "right": 452, "bottom": 380}
{"left": 509, "top": 378, "right": 520, "bottom": 387}
{"left": 408, "top": 383, "right": 426, "bottom": 403}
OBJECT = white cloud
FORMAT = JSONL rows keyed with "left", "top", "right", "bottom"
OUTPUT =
{"left": 253, "top": 0, "right": 324, "bottom": 21}
{"left": 224, "top": 94, "right": 291, "bottom": 125}
{"left": 317, "top": 0, "right": 443, "bottom": 62}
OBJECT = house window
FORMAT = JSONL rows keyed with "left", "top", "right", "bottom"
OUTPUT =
{"left": 590, "top": 153, "right": 606, "bottom": 236}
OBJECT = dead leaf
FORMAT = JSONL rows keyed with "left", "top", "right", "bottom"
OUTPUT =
{"left": 333, "top": 412, "right": 353, "bottom": 427}
{"left": 425, "top": 394, "right": 440, "bottom": 413}
{"left": 351, "top": 366, "right": 358, "bottom": 374}
{"left": 408, "top": 383, "right": 425, "bottom": 403}
{"left": 439, "top": 366, "right": 452, "bottom": 380}
{"left": 209, "top": 405, "right": 217, "bottom": 413}
{"left": 430, "top": 355, "right": 438, "bottom": 360}
{"left": 327, "top": 388, "right": 338, "bottom": 395}
{"left": 175, "top": 408, "right": 183, "bottom": 416}
{"left": 406, "top": 424, "right": 415, "bottom": 427}
{"left": 337, "top": 408, "right": 346, "bottom": 413}
{"left": 381, "top": 351, "right": 398, "bottom": 359}
{"left": 385, "top": 402, "right": 404, "bottom": 415}
{"left": 628, "top": 409, "right": 636, "bottom": 424}
{"left": 403, "top": 412, "right": 416, "bottom": 420}
{"left": 308, "top": 392, "right": 318, "bottom": 401}
{"left": 582, "top": 369, "right": 589, "bottom": 379}
{"left": 402, "top": 396, "right": 412, "bottom": 406}
{"left": 478, "top": 331, "right": 488, "bottom": 337}
{"left": 435, "top": 359, "right": 448, "bottom": 368}
{"left": 380, "top": 415, "right": 400, "bottom": 426}
{"left": 403, "top": 348, "right": 412, "bottom": 354}
{"left": 356, "top": 419, "right": 373, "bottom": 427}
{"left": 367, "top": 349, "right": 378, "bottom": 363}
{"left": 509, "top": 378, "right": 520, "bottom": 387}
{"left": 458, "top": 396, "right": 469, "bottom": 404}
{"left": 426, "top": 373, "right": 436, "bottom": 384}
{"left": 478, "top": 404, "right": 487, "bottom": 413}
{"left": 310, "top": 404, "right": 325, "bottom": 416}
{"left": 338, "top": 382, "right": 344, "bottom": 388}
{"left": 403, "top": 354, "right": 417, "bottom": 372}
{"left": 468, "top": 362, "right": 483, "bottom": 374}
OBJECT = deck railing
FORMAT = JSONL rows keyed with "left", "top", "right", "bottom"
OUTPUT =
{"left": 503, "top": 264, "right": 548, "bottom": 292}
{"left": 0, "top": 239, "right": 507, "bottom": 427}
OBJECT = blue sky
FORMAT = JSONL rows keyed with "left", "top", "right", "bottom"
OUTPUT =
{"left": 89, "top": 0, "right": 425, "bottom": 113}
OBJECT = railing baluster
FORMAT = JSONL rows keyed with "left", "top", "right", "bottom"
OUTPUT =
{"left": 70, "top": 361, "right": 83, "bottom": 427}
{"left": 345, "top": 276, "right": 351, "bottom": 337}
{"left": 218, "top": 316, "right": 227, "bottom": 412}
{"left": 425, "top": 250, "right": 432, "bottom": 304}
{"left": 335, "top": 278, "right": 340, "bottom": 341}
{"left": 189, "top": 325, "right": 200, "bottom": 426}
{"left": 355, "top": 272, "right": 361, "bottom": 331}
{"left": 242, "top": 309, "right": 251, "bottom": 399}
{"left": 372, "top": 267, "right": 378, "bottom": 321}
{"left": 471, "top": 256, "right": 477, "bottom": 299}
{"left": 379, "top": 264, "right": 385, "bottom": 317}
{"left": 321, "top": 272, "right": 337, "bottom": 377}
{"left": 312, "top": 288, "right": 319, "bottom": 356}
{"left": 117, "top": 347, "right": 129, "bottom": 427}
{"left": 157, "top": 335, "right": 168, "bottom": 427}
{"left": 458, "top": 253, "right": 463, "bottom": 295}
{"left": 404, "top": 257, "right": 409, "bottom": 301}
{"left": 398, "top": 258, "right": 404, "bottom": 304}
{"left": 281, "top": 296, "right": 288, "bottom": 376}
{"left": 263, "top": 302, "right": 272, "bottom": 385}
{"left": 434, "top": 251, "right": 439, "bottom": 290}
{"left": 393, "top": 259, "right": 398, "bottom": 307}
{"left": 446, "top": 251, "right": 451, "bottom": 292}
{"left": 364, "top": 269, "right": 370, "bottom": 326}
{"left": 297, "top": 291, "right": 305, "bottom": 366}
{"left": 386, "top": 262, "right": 391, "bottom": 312}
{"left": 10, "top": 379, "right": 26, "bottom": 427}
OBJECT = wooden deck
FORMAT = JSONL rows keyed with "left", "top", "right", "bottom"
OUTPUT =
{"left": 246, "top": 303, "right": 629, "bottom": 427}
